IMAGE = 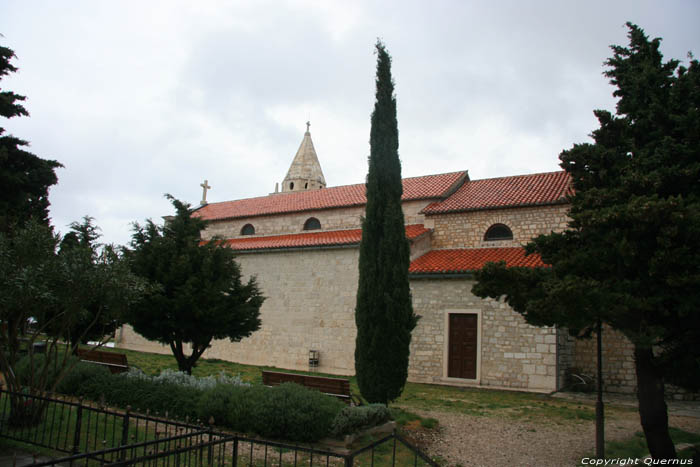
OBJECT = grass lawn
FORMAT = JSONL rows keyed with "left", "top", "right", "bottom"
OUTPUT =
{"left": 103, "top": 345, "right": 635, "bottom": 424}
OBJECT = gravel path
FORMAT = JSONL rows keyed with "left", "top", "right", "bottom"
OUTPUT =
{"left": 406, "top": 409, "right": 700, "bottom": 467}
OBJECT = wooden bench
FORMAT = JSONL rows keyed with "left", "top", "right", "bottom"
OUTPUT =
{"left": 76, "top": 348, "right": 129, "bottom": 374}
{"left": 262, "top": 370, "right": 358, "bottom": 404}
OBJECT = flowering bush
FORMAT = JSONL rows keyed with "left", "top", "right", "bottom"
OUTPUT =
{"left": 122, "top": 368, "right": 247, "bottom": 390}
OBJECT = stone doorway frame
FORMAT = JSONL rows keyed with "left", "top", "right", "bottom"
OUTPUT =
{"left": 441, "top": 309, "right": 482, "bottom": 385}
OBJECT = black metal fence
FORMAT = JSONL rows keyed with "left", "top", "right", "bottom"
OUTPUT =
{"left": 0, "top": 389, "right": 438, "bottom": 466}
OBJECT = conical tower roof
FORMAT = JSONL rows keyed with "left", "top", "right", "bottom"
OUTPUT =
{"left": 282, "top": 122, "right": 326, "bottom": 192}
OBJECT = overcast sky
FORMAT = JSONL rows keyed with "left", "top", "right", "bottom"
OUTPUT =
{"left": 2, "top": 1, "right": 698, "bottom": 246}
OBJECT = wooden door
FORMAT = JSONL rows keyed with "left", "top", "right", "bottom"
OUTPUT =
{"left": 448, "top": 313, "right": 478, "bottom": 379}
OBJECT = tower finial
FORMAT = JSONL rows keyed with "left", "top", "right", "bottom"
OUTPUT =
{"left": 281, "top": 125, "right": 326, "bottom": 192}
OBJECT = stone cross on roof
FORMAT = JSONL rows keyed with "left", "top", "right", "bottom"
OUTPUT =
{"left": 200, "top": 179, "right": 211, "bottom": 206}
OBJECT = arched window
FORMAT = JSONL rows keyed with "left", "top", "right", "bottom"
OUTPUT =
{"left": 303, "top": 217, "right": 321, "bottom": 231}
{"left": 289, "top": 182, "right": 295, "bottom": 190}
{"left": 240, "top": 224, "right": 255, "bottom": 236}
{"left": 484, "top": 224, "right": 513, "bottom": 241}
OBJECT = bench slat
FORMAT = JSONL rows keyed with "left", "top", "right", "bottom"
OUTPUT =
{"left": 77, "top": 349, "right": 129, "bottom": 374}
{"left": 262, "top": 370, "right": 355, "bottom": 404}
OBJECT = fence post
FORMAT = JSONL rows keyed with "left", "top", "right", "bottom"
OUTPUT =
{"left": 72, "top": 397, "right": 84, "bottom": 454}
{"left": 232, "top": 438, "right": 238, "bottom": 466}
{"left": 119, "top": 405, "right": 131, "bottom": 461}
{"left": 392, "top": 429, "right": 397, "bottom": 467}
{"left": 344, "top": 454, "right": 354, "bottom": 467}
{"left": 207, "top": 417, "right": 215, "bottom": 466}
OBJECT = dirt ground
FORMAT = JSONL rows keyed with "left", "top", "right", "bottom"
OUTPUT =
{"left": 404, "top": 407, "right": 700, "bottom": 467}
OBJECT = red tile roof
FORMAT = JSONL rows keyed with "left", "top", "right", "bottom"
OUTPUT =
{"left": 194, "top": 171, "right": 467, "bottom": 221}
{"left": 218, "top": 224, "right": 430, "bottom": 252}
{"left": 422, "top": 171, "right": 572, "bottom": 215}
{"left": 409, "top": 248, "right": 545, "bottom": 274}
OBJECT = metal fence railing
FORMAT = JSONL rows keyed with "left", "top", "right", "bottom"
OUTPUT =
{"left": 0, "top": 388, "right": 438, "bottom": 466}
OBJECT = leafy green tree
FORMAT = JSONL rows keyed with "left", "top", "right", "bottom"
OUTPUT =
{"left": 40, "top": 217, "right": 125, "bottom": 350}
{"left": 354, "top": 42, "right": 418, "bottom": 404}
{"left": 127, "top": 195, "right": 264, "bottom": 375}
{"left": 0, "top": 220, "right": 144, "bottom": 426}
{"left": 0, "top": 45, "right": 61, "bottom": 234}
{"left": 473, "top": 23, "right": 699, "bottom": 460}
{"left": 0, "top": 44, "right": 142, "bottom": 427}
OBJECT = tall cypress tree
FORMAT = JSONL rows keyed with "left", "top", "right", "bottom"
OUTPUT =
{"left": 355, "top": 41, "right": 418, "bottom": 404}
{"left": 0, "top": 45, "right": 62, "bottom": 234}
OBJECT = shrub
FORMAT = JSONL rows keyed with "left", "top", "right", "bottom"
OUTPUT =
{"left": 330, "top": 404, "right": 392, "bottom": 438}
{"left": 54, "top": 367, "right": 344, "bottom": 442}
{"left": 123, "top": 368, "right": 247, "bottom": 390}
{"left": 103, "top": 374, "right": 201, "bottom": 421}
{"left": 198, "top": 383, "right": 257, "bottom": 432}
{"left": 250, "top": 383, "right": 344, "bottom": 442}
{"left": 56, "top": 361, "right": 111, "bottom": 395}
{"left": 14, "top": 353, "right": 79, "bottom": 389}
{"left": 226, "top": 385, "right": 260, "bottom": 434}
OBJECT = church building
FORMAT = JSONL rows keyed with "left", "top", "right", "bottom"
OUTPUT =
{"left": 118, "top": 125, "right": 641, "bottom": 394}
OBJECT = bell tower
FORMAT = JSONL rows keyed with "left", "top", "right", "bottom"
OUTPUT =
{"left": 281, "top": 122, "right": 326, "bottom": 192}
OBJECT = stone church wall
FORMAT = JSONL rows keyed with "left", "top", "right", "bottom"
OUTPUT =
{"left": 409, "top": 277, "right": 559, "bottom": 391}
{"left": 428, "top": 204, "right": 569, "bottom": 249}
{"left": 117, "top": 325, "right": 173, "bottom": 356}
{"left": 201, "top": 200, "right": 432, "bottom": 240}
{"left": 571, "top": 326, "right": 697, "bottom": 400}
{"left": 117, "top": 247, "right": 562, "bottom": 391}
{"left": 116, "top": 248, "right": 360, "bottom": 375}
{"left": 571, "top": 325, "right": 636, "bottom": 394}
{"left": 203, "top": 248, "right": 360, "bottom": 375}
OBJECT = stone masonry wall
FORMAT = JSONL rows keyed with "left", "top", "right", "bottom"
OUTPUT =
{"left": 573, "top": 327, "right": 698, "bottom": 400}
{"left": 410, "top": 232, "right": 433, "bottom": 261}
{"left": 203, "top": 248, "right": 360, "bottom": 375}
{"left": 119, "top": 259, "right": 560, "bottom": 391}
{"left": 202, "top": 200, "right": 431, "bottom": 240}
{"left": 119, "top": 248, "right": 359, "bottom": 374}
{"left": 117, "top": 325, "right": 173, "bottom": 356}
{"left": 572, "top": 325, "right": 636, "bottom": 393}
{"left": 409, "top": 278, "right": 559, "bottom": 391}
{"left": 117, "top": 248, "right": 360, "bottom": 375}
{"left": 428, "top": 204, "right": 569, "bottom": 249}
{"left": 557, "top": 332, "right": 576, "bottom": 391}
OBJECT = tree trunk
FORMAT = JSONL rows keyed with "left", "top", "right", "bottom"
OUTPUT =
{"left": 634, "top": 345, "right": 676, "bottom": 459}
{"left": 8, "top": 390, "right": 48, "bottom": 428}
{"left": 169, "top": 340, "right": 208, "bottom": 375}
{"left": 170, "top": 340, "right": 192, "bottom": 374}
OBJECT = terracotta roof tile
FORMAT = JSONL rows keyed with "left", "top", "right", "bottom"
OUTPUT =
{"left": 219, "top": 224, "right": 430, "bottom": 252}
{"left": 409, "top": 247, "right": 545, "bottom": 274}
{"left": 422, "top": 171, "right": 572, "bottom": 214}
{"left": 195, "top": 171, "right": 467, "bottom": 221}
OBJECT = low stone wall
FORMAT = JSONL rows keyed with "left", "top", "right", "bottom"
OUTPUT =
{"left": 572, "top": 326, "right": 697, "bottom": 400}
{"left": 571, "top": 325, "right": 636, "bottom": 394}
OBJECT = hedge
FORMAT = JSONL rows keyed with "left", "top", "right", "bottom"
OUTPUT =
{"left": 19, "top": 363, "right": 385, "bottom": 442}
{"left": 56, "top": 366, "right": 348, "bottom": 441}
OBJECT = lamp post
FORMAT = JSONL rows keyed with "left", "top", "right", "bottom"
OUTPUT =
{"left": 596, "top": 319, "right": 605, "bottom": 459}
